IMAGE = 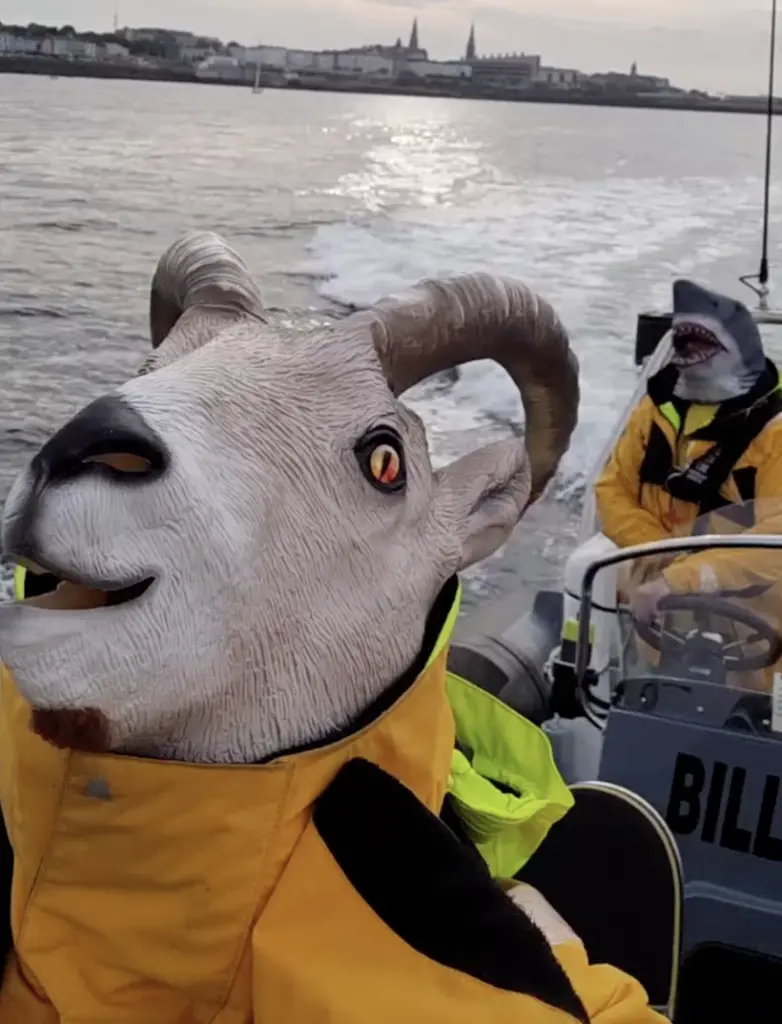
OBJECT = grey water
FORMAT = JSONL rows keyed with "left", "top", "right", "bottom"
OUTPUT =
{"left": 3, "top": 73, "right": 782, "bottom": 607}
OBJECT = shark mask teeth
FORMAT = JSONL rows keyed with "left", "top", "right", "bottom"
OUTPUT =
{"left": 671, "top": 321, "right": 726, "bottom": 368}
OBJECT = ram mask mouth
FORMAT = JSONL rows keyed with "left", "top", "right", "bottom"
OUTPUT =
{"left": 671, "top": 322, "right": 726, "bottom": 368}
{"left": 17, "top": 560, "right": 155, "bottom": 611}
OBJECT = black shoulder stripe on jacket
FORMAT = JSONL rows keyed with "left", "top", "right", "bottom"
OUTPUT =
{"left": 314, "top": 757, "right": 588, "bottom": 1022}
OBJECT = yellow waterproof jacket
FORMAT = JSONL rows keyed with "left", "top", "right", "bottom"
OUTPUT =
{"left": 0, "top": 579, "right": 665, "bottom": 1024}
{"left": 596, "top": 360, "right": 782, "bottom": 604}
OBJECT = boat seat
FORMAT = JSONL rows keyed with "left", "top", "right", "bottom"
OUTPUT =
{"left": 516, "top": 781, "right": 682, "bottom": 1018}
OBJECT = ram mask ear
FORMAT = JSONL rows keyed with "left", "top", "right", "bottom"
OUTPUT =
{"left": 356, "top": 274, "right": 579, "bottom": 569}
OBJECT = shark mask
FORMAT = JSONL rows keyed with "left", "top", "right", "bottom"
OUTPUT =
{"left": 670, "top": 280, "right": 766, "bottom": 404}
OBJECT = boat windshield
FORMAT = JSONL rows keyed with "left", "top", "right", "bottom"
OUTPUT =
{"left": 608, "top": 501, "right": 782, "bottom": 709}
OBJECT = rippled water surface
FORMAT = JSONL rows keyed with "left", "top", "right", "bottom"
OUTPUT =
{"left": 3, "top": 74, "right": 782, "bottom": 604}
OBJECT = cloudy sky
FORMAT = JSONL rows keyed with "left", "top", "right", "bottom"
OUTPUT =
{"left": 4, "top": 0, "right": 777, "bottom": 95}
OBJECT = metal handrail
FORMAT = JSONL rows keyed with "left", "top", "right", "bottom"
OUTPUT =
{"left": 575, "top": 533, "right": 782, "bottom": 683}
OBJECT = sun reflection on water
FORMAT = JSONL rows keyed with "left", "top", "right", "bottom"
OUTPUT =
{"left": 326, "top": 108, "right": 487, "bottom": 212}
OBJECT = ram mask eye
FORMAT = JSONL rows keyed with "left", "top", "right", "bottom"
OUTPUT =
{"left": 355, "top": 428, "right": 406, "bottom": 493}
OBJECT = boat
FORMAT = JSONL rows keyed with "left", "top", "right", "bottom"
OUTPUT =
{"left": 453, "top": 420, "right": 782, "bottom": 1021}
{"left": 451, "top": 3, "right": 782, "bottom": 1017}
{"left": 451, "top": 323, "right": 782, "bottom": 1022}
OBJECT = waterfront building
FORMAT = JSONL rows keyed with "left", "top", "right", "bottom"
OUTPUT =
{"left": 465, "top": 25, "right": 542, "bottom": 89}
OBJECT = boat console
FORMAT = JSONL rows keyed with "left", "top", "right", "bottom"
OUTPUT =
{"left": 575, "top": 532, "right": 782, "bottom": 1021}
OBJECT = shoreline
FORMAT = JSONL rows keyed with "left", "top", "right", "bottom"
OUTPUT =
{"left": 2, "top": 56, "right": 780, "bottom": 117}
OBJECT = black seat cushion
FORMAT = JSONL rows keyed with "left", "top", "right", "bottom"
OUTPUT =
{"left": 516, "top": 782, "right": 683, "bottom": 1014}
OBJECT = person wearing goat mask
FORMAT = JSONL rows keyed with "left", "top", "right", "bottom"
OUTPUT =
{"left": 0, "top": 232, "right": 667, "bottom": 1023}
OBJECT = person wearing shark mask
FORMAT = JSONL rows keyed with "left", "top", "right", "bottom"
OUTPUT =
{"left": 595, "top": 279, "right": 782, "bottom": 638}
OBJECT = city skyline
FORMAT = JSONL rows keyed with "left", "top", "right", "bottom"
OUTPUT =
{"left": 2, "top": 1, "right": 777, "bottom": 95}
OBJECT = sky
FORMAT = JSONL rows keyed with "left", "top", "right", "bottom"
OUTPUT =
{"left": 2, "top": 0, "right": 778, "bottom": 95}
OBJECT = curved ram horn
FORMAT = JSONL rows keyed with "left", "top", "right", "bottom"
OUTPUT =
{"left": 145, "top": 231, "right": 265, "bottom": 370}
{"left": 359, "top": 273, "right": 579, "bottom": 503}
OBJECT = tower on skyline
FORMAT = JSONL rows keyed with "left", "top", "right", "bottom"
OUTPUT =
{"left": 465, "top": 23, "right": 476, "bottom": 61}
{"left": 409, "top": 18, "right": 419, "bottom": 52}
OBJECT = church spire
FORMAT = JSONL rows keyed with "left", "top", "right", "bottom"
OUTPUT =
{"left": 465, "top": 23, "right": 476, "bottom": 60}
{"left": 409, "top": 17, "right": 419, "bottom": 51}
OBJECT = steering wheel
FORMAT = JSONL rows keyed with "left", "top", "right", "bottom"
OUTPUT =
{"left": 633, "top": 592, "right": 782, "bottom": 673}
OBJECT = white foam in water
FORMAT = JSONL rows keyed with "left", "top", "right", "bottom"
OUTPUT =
{"left": 306, "top": 173, "right": 767, "bottom": 497}
{"left": 2, "top": 119, "right": 777, "bottom": 601}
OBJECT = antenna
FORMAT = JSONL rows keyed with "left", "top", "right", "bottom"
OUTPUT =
{"left": 740, "top": 0, "right": 778, "bottom": 310}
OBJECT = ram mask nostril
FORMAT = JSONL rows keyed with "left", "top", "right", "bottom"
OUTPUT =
{"left": 84, "top": 453, "right": 154, "bottom": 475}
{"left": 32, "top": 394, "right": 168, "bottom": 486}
